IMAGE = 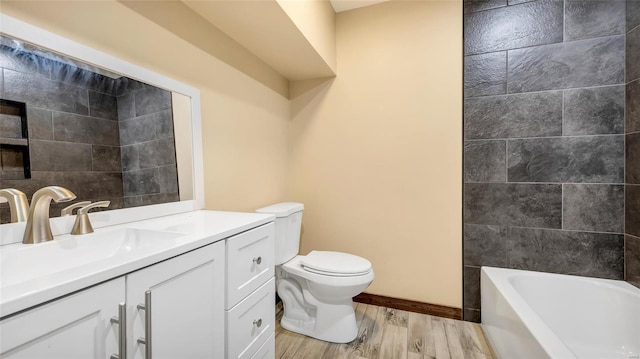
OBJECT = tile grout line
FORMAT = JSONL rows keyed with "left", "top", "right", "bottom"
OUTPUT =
{"left": 464, "top": 82, "right": 625, "bottom": 100}
{"left": 561, "top": 0, "right": 565, "bottom": 237}
{"left": 624, "top": 15, "right": 628, "bottom": 283}
{"left": 561, "top": 183, "right": 564, "bottom": 230}
{"left": 465, "top": 181, "right": 625, "bottom": 185}
{"left": 466, "top": 33, "right": 624, "bottom": 58}
{"left": 561, "top": 89, "right": 565, "bottom": 136}
{"left": 505, "top": 46, "right": 509, "bottom": 95}
{"left": 562, "top": 0, "right": 566, "bottom": 44}
{"left": 465, "top": 133, "right": 625, "bottom": 141}
{"left": 463, "top": 223, "right": 626, "bottom": 236}
{"left": 504, "top": 140, "right": 508, "bottom": 182}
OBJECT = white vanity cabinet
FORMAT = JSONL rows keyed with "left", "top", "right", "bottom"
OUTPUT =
{"left": 225, "top": 223, "right": 276, "bottom": 359}
{"left": 126, "top": 240, "right": 225, "bottom": 359}
{"left": 0, "top": 241, "right": 226, "bottom": 359}
{"left": 0, "top": 278, "right": 125, "bottom": 358}
{"left": 0, "top": 213, "right": 275, "bottom": 359}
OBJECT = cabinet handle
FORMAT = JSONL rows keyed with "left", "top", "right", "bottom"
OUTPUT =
{"left": 137, "top": 290, "right": 152, "bottom": 359}
{"left": 253, "top": 318, "right": 263, "bottom": 328}
{"left": 253, "top": 256, "right": 262, "bottom": 265}
{"left": 110, "top": 302, "right": 127, "bottom": 359}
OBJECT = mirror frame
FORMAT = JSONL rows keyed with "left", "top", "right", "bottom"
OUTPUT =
{"left": 0, "top": 14, "right": 205, "bottom": 245}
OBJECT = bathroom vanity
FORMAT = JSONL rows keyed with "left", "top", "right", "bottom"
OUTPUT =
{"left": 0, "top": 13, "right": 280, "bottom": 359}
{"left": 0, "top": 210, "right": 276, "bottom": 358}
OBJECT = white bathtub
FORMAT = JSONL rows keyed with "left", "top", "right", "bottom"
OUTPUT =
{"left": 481, "top": 267, "right": 640, "bottom": 359}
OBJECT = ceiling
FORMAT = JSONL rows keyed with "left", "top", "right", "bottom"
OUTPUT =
{"left": 182, "top": 0, "right": 336, "bottom": 80}
{"left": 329, "top": 0, "right": 389, "bottom": 13}
{"left": 179, "top": 0, "right": 391, "bottom": 81}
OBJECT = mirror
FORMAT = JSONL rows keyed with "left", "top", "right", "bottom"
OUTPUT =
{"left": 0, "top": 27, "right": 199, "bottom": 225}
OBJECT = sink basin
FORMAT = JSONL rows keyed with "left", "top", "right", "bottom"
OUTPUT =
{"left": 0, "top": 228, "right": 186, "bottom": 287}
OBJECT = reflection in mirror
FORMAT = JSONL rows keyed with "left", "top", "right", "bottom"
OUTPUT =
{"left": 0, "top": 35, "right": 184, "bottom": 224}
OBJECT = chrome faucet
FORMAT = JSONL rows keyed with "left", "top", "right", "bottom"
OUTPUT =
{"left": 0, "top": 188, "right": 29, "bottom": 223}
{"left": 23, "top": 186, "right": 76, "bottom": 244}
{"left": 71, "top": 201, "right": 110, "bottom": 235}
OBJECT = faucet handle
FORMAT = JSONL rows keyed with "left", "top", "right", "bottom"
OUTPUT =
{"left": 71, "top": 201, "right": 110, "bottom": 235}
{"left": 78, "top": 201, "right": 110, "bottom": 215}
{"left": 61, "top": 201, "right": 91, "bottom": 216}
{"left": 0, "top": 188, "right": 29, "bottom": 222}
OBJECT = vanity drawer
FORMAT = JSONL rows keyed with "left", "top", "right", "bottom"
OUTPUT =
{"left": 251, "top": 333, "right": 275, "bottom": 359}
{"left": 226, "top": 277, "right": 275, "bottom": 359}
{"left": 226, "top": 222, "right": 275, "bottom": 308}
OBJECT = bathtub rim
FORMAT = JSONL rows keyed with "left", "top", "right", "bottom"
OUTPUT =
{"left": 481, "top": 266, "right": 640, "bottom": 359}
{"left": 481, "top": 266, "right": 577, "bottom": 359}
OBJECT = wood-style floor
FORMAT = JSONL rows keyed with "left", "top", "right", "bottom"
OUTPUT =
{"left": 275, "top": 302, "right": 494, "bottom": 359}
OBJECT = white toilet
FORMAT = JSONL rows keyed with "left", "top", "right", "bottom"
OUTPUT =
{"left": 256, "top": 202, "right": 374, "bottom": 344}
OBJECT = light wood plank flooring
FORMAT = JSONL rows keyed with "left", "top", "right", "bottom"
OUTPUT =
{"left": 275, "top": 303, "right": 494, "bottom": 359}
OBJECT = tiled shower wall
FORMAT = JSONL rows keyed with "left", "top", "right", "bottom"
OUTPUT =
{"left": 0, "top": 44, "right": 125, "bottom": 221}
{"left": 0, "top": 42, "right": 179, "bottom": 222}
{"left": 463, "top": 0, "right": 637, "bottom": 322}
{"left": 117, "top": 80, "right": 179, "bottom": 207}
{"left": 626, "top": 1, "right": 640, "bottom": 288}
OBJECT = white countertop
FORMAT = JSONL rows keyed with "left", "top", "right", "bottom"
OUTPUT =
{"left": 0, "top": 210, "right": 274, "bottom": 318}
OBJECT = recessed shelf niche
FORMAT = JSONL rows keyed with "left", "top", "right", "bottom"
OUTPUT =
{"left": 0, "top": 99, "right": 31, "bottom": 180}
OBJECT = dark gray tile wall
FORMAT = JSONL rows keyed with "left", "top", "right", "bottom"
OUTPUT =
{"left": 627, "top": 235, "right": 640, "bottom": 287}
{"left": 464, "top": 140, "right": 506, "bottom": 182}
{"left": 0, "top": 40, "right": 179, "bottom": 223}
{"left": 117, "top": 78, "right": 178, "bottom": 205}
{"left": 628, "top": 26, "right": 640, "bottom": 82}
{"left": 507, "top": 36, "right": 625, "bottom": 93}
{"left": 627, "top": 185, "right": 640, "bottom": 238}
{"left": 464, "top": 183, "right": 562, "bottom": 228}
{"left": 563, "top": 86, "right": 625, "bottom": 135}
{"left": 507, "top": 136, "right": 624, "bottom": 183}
{"left": 463, "top": 0, "right": 506, "bottom": 14}
{"left": 629, "top": 1, "right": 640, "bottom": 32}
{"left": 464, "top": 91, "right": 562, "bottom": 139}
{"left": 564, "top": 0, "right": 625, "bottom": 41}
{"left": 627, "top": 1, "right": 640, "bottom": 289}
{"left": 507, "top": 228, "right": 624, "bottom": 279}
{"left": 0, "top": 43, "right": 125, "bottom": 223}
{"left": 463, "top": 0, "right": 631, "bottom": 321}
{"left": 3, "top": 69, "right": 90, "bottom": 116}
{"left": 628, "top": 80, "right": 640, "bottom": 133}
{"left": 463, "top": 225, "right": 507, "bottom": 267}
{"left": 464, "top": 0, "right": 563, "bottom": 55}
{"left": 26, "top": 107, "right": 53, "bottom": 140}
{"left": 628, "top": 133, "right": 640, "bottom": 184}
{"left": 52, "top": 112, "right": 119, "bottom": 146}
{"left": 464, "top": 52, "right": 506, "bottom": 97}
{"left": 562, "top": 184, "right": 624, "bottom": 233}
{"left": 0, "top": 148, "right": 25, "bottom": 180}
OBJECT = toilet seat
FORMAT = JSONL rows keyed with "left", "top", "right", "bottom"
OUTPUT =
{"left": 301, "top": 251, "right": 372, "bottom": 277}
{"left": 281, "top": 255, "right": 374, "bottom": 287}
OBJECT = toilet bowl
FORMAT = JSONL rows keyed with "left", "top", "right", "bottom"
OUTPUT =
{"left": 256, "top": 203, "right": 374, "bottom": 343}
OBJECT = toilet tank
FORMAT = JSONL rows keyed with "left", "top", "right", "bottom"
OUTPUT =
{"left": 256, "top": 202, "right": 304, "bottom": 265}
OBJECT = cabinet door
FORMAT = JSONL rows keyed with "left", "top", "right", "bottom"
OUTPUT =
{"left": 0, "top": 277, "right": 125, "bottom": 359}
{"left": 126, "top": 241, "right": 225, "bottom": 359}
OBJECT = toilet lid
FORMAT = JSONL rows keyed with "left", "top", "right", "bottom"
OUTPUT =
{"left": 301, "top": 251, "right": 372, "bottom": 276}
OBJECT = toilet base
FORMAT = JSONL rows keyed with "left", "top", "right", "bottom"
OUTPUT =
{"left": 280, "top": 299, "right": 359, "bottom": 343}
{"left": 275, "top": 258, "right": 373, "bottom": 344}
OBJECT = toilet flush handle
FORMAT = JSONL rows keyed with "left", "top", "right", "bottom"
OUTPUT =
{"left": 253, "top": 319, "right": 263, "bottom": 328}
{"left": 253, "top": 256, "right": 262, "bottom": 265}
